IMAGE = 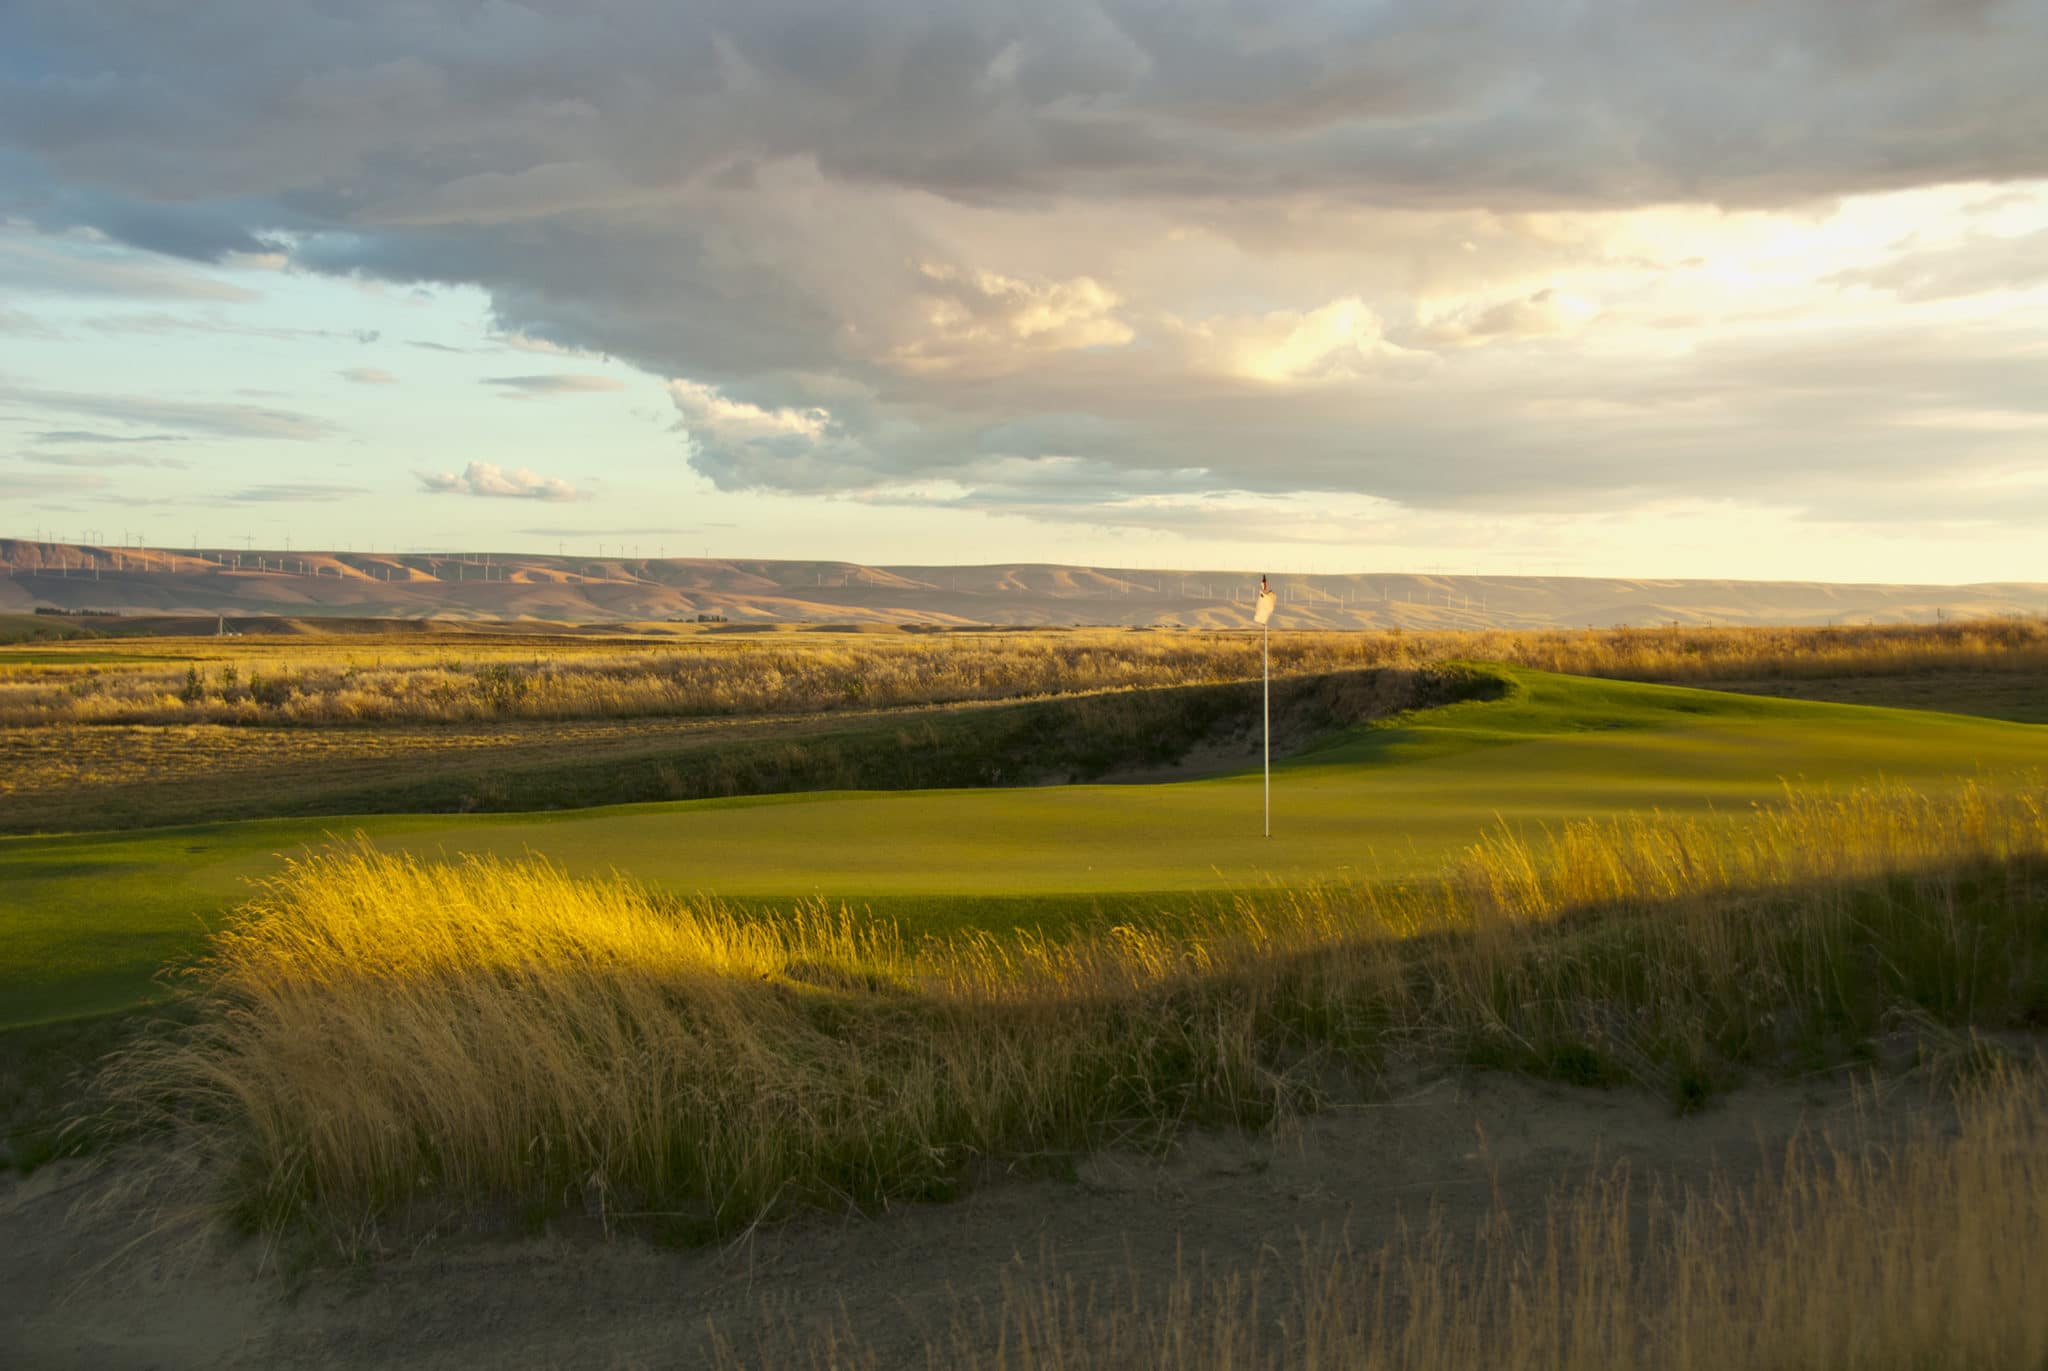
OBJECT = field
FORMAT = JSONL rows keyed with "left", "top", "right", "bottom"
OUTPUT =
{"left": 2, "top": 619, "right": 2041, "bottom": 839}
{"left": 5, "top": 617, "right": 2045, "bottom": 728}
{"left": 7, "top": 665, "right": 2048, "bottom": 1027}
{"left": 4, "top": 620, "right": 2048, "bottom": 1366}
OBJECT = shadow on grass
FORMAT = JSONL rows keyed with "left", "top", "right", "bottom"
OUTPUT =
{"left": 0, "top": 1001, "right": 193, "bottom": 1173}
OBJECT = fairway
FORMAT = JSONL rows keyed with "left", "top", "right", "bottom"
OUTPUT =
{"left": 5, "top": 667, "right": 2046, "bottom": 1026}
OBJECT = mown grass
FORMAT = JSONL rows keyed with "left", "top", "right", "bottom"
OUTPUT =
{"left": 92, "top": 780, "right": 2048, "bottom": 1253}
{"left": 726, "top": 1062, "right": 2048, "bottom": 1370}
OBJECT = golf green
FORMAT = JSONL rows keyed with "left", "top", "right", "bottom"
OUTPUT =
{"left": 4, "top": 667, "right": 2044, "bottom": 1025}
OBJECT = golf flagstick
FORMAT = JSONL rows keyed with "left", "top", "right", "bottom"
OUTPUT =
{"left": 1254, "top": 575, "right": 1276, "bottom": 837}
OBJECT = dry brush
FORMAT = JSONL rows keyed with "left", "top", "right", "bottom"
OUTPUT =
{"left": 10, "top": 617, "right": 2046, "bottom": 728}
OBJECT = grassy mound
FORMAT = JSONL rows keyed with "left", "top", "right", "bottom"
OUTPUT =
{"left": 99, "top": 781, "right": 2048, "bottom": 1252}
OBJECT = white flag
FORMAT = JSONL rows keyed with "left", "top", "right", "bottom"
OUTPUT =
{"left": 1253, "top": 575, "right": 1276, "bottom": 625}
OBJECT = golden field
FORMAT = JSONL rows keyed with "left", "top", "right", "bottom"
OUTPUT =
{"left": 5, "top": 617, "right": 2045, "bottom": 729}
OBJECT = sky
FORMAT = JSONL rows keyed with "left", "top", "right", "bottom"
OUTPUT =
{"left": 3, "top": 0, "right": 2047, "bottom": 582}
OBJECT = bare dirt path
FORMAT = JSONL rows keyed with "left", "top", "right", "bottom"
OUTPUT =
{"left": 1, "top": 1066, "right": 1945, "bottom": 1370}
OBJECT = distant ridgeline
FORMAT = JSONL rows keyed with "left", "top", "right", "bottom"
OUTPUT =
{"left": 32, "top": 607, "right": 121, "bottom": 618}
{"left": 4, "top": 538, "right": 2048, "bottom": 629}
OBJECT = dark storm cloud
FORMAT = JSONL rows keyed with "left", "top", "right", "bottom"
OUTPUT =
{"left": 36, "top": 191, "right": 286, "bottom": 262}
{"left": 2, "top": 0, "right": 2045, "bottom": 525}
{"left": 7, "top": 1, "right": 2041, "bottom": 219}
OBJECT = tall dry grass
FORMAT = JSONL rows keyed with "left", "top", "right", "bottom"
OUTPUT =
{"left": 730, "top": 1063, "right": 2048, "bottom": 1369}
{"left": 98, "top": 779, "right": 2048, "bottom": 1254}
{"left": 12, "top": 617, "right": 2047, "bottom": 728}
{"left": 2, "top": 633, "right": 1362, "bottom": 727}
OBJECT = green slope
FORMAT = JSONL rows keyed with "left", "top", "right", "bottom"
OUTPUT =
{"left": 5, "top": 668, "right": 2045, "bottom": 1026}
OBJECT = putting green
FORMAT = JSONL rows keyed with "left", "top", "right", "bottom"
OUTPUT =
{"left": 4, "top": 668, "right": 2045, "bottom": 1025}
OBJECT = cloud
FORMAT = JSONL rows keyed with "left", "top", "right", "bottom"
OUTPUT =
{"left": 19, "top": 449, "right": 189, "bottom": 469}
{"left": 1825, "top": 228, "right": 2048, "bottom": 303}
{"left": 29, "top": 191, "right": 287, "bottom": 263}
{"left": 222, "top": 483, "right": 370, "bottom": 502}
{"left": 0, "top": 232, "right": 259, "bottom": 301}
{"left": 10, "top": 1, "right": 2043, "bottom": 222}
{"left": 0, "top": 470, "right": 109, "bottom": 498}
{"left": 667, "top": 379, "right": 889, "bottom": 492}
{"left": 484, "top": 374, "right": 629, "bottom": 396}
{"left": 339, "top": 366, "right": 398, "bottom": 384}
{"left": 80, "top": 310, "right": 382, "bottom": 344}
{"left": 3, "top": 0, "right": 2047, "bottom": 546}
{"left": 515, "top": 525, "right": 698, "bottom": 536}
{"left": 489, "top": 331, "right": 589, "bottom": 356}
{"left": 33, "top": 430, "right": 189, "bottom": 444}
{"left": 890, "top": 266, "right": 1134, "bottom": 375}
{"left": 0, "top": 305, "right": 59, "bottom": 337}
{"left": 418, "top": 461, "right": 583, "bottom": 501}
{"left": 1415, "top": 289, "right": 1597, "bottom": 348}
{"left": 0, "top": 384, "right": 338, "bottom": 441}
{"left": 1168, "top": 298, "right": 1436, "bottom": 384}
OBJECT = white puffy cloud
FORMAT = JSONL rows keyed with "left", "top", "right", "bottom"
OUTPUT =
{"left": 1166, "top": 298, "right": 1435, "bottom": 384}
{"left": 418, "top": 461, "right": 583, "bottom": 502}
{"left": 667, "top": 379, "right": 887, "bottom": 492}
{"left": 891, "top": 266, "right": 1133, "bottom": 375}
